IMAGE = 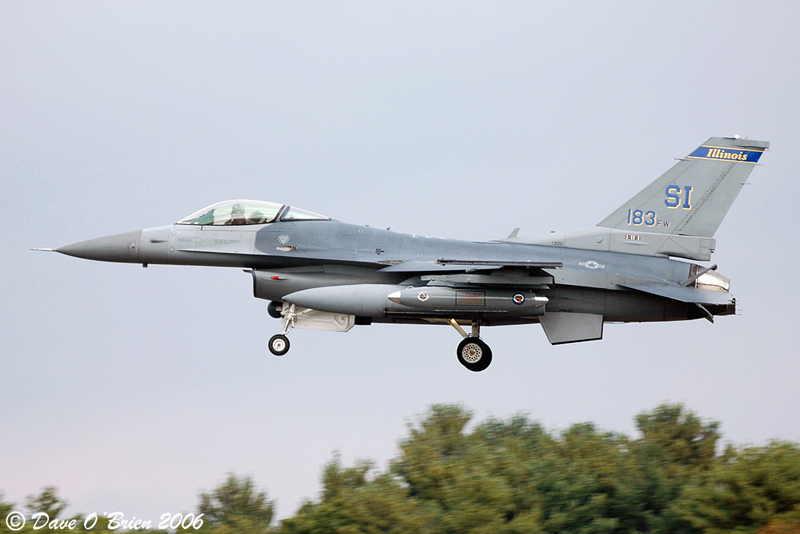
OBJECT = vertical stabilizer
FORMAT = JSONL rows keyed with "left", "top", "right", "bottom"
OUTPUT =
{"left": 598, "top": 137, "right": 768, "bottom": 238}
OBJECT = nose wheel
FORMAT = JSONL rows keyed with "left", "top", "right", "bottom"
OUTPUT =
{"left": 269, "top": 334, "right": 290, "bottom": 356}
{"left": 449, "top": 319, "right": 493, "bottom": 372}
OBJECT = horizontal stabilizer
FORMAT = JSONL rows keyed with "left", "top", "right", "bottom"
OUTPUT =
{"left": 620, "top": 283, "right": 733, "bottom": 305}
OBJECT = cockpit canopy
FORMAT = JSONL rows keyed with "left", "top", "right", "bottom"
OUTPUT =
{"left": 177, "top": 200, "right": 330, "bottom": 226}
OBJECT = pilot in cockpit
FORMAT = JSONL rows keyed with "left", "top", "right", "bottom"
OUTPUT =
{"left": 227, "top": 204, "right": 247, "bottom": 225}
{"left": 248, "top": 211, "right": 265, "bottom": 224}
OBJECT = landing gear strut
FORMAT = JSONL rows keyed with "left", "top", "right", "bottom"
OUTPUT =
{"left": 268, "top": 302, "right": 300, "bottom": 356}
{"left": 449, "top": 319, "right": 492, "bottom": 372}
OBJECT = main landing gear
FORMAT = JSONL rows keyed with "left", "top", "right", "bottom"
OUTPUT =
{"left": 267, "top": 301, "right": 494, "bottom": 371}
{"left": 449, "top": 319, "right": 492, "bottom": 372}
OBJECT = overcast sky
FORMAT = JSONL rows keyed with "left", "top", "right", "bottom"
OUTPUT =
{"left": 3, "top": 1, "right": 800, "bottom": 524}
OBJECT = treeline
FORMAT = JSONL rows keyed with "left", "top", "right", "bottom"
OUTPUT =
{"left": 3, "top": 404, "right": 800, "bottom": 533}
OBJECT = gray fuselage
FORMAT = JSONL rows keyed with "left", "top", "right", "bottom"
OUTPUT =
{"left": 59, "top": 219, "right": 719, "bottom": 327}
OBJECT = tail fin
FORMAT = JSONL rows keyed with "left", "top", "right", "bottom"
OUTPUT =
{"left": 598, "top": 137, "right": 769, "bottom": 238}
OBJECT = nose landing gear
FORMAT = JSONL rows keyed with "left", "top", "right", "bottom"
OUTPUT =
{"left": 268, "top": 301, "right": 298, "bottom": 356}
{"left": 269, "top": 333, "right": 290, "bottom": 356}
{"left": 449, "top": 319, "right": 492, "bottom": 372}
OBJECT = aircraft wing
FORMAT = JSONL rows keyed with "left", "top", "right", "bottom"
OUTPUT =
{"left": 619, "top": 282, "right": 734, "bottom": 305}
{"left": 378, "top": 260, "right": 562, "bottom": 273}
{"left": 378, "top": 260, "right": 560, "bottom": 290}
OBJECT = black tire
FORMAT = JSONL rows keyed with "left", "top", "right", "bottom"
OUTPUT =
{"left": 456, "top": 337, "right": 492, "bottom": 372}
{"left": 269, "top": 334, "right": 290, "bottom": 356}
{"left": 267, "top": 301, "right": 283, "bottom": 319}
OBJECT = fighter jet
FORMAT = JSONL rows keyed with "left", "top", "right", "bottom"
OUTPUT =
{"left": 43, "top": 136, "right": 768, "bottom": 371}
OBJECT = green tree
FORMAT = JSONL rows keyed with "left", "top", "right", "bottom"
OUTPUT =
{"left": 16, "top": 486, "right": 123, "bottom": 533}
{"left": 677, "top": 442, "right": 800, "bottom": 534}
{"left": 391, "top": 404, "right": 473, "bottom": 505}
{"left": 389, "top": 403, "right": 527, "bottom": 532}
{"left": 532, "top": 422, "right": 624, "bottom": 534}
{"left": 635, "top": 404, "right": 720, "bottom": 471}
{"left": 1, "top": 492, "right": 17, "bottom": 534}
{"left": 25, "top": 486, "right": 68, "bottom": 522}
{"left": 280, "top": 456, "right": 437, "bottom": 534}
{"left": 605, "top": 403, "right": 722, "bottom": 534}
{"left": 7, "top": 403, "right": 800, "bottom": 534}
{"left": 278, "top": 404, "right": 736, "bottom": 534}
{"left": 756, "top": 518, "right": 800, "bottom": 534}
{"left": 196, "top": 473, "right": 274, "bottom": 534}
{"left": 15, "top": 487, "right": 72, "bottom": 533}
{"left": 465, "top": 413, "right": 555, "bottom": 532}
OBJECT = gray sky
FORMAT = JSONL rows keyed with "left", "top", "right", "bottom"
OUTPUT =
{"left": 3, "top": 1, "right": 800, "bottom": 523}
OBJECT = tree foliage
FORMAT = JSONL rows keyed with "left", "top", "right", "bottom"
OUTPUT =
{"left": 0, "top": 486, "right": 131, "bottom": 533}
{"left": 677, "top": 442, "right": 800, "bottom": 533}
{"left": 3, "top": 404, "right": 800, "bottom": 534}
{"left": 24, "top": 486, "right": 68, "bottom": 520}
{"left": 277, "top": 403, "right": 800, "bottom": 534}
{"left": 194, "top": 473, "right": 274, "bottom": 534}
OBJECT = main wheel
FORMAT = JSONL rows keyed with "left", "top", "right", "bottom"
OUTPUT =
{"left": 269, "top": 334, "right": 290, "bottom": 356}
{"left": 456, "top": 337, "right": 492, "bottom": 372}
{"left": 267, "top": 301, "right": 283, "bottom": 319}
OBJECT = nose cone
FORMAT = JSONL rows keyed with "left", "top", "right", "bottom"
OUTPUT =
{"left": 57, "top": 230, "right": 142, "bottom": 263}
